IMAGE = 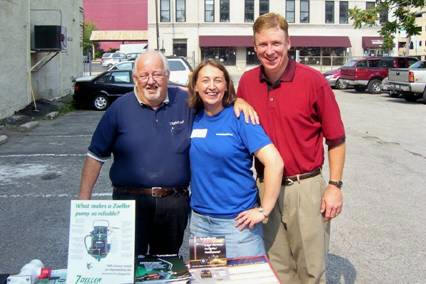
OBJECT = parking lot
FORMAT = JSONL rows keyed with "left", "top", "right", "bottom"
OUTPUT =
{"left": 0, "top": 88, "right": 425, "bottom": 283}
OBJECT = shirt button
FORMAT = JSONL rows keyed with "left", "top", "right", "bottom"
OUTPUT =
{"left": 155, "top": 119, "right": 158, "bottom": 122}
{"left": 269, "top": 97, "right": 274, "bottom": 101}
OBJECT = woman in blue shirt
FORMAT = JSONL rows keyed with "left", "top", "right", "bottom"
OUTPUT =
{"left": 188, "top": 59, "right": 284, "bottom": 258}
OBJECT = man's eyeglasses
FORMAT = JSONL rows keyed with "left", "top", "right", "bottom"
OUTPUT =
{"left": 136, "top": 72, "right": 167, "bottom": 83}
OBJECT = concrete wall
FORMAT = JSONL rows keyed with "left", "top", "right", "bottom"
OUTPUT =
{"left": 0, "top": 0, "right": 31, "bottom": 119}
{"left": 148, "top": 0, "right": 382, "bottom": 69}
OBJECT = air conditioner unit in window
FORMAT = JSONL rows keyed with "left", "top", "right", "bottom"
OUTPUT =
{"left": 32, "top": 25, "right": 65, "bottom": 51}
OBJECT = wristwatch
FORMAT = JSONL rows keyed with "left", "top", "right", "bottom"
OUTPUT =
{"left": 329, "top": 180, "right": 343, "bottom": 189}
{"left": 258, "top": 207, "right": 268, "bottom": 218}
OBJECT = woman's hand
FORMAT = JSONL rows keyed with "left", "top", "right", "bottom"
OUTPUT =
{"left": 235, "top": 208, "right": 265, "bottom": 231}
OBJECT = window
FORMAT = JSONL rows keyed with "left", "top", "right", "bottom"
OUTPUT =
{"left": 339, "top": 1, "right": 348, "bottom": 24}
{"left": 259, "top": 0, "right": 269, "bottom": 16}
{"left": 201, "top": 47, "right": 236, "bottom": 65}
{"left": 286, "top": 0, "right": 295, "bottom": 23}
{"left": 168, "top": 60, "right": 186, "bottom": 71}
{"left": 300, "top": 0, "right": 309, "bottom": 23}
{"left": 366, "top": 2, "right": 375, "bottom": 10}
{"left": 173, "top": 39, "right": 187, "bottom": 57}
{"left": 160, "top": 0, "right": 170, "bottom": 22}
{"left": 245, "top": 0, "right": 254, "bottom": 22}
{"left": 379, "top": 7, "right": 388, "bottom": 23}
{"left": 111, "top": 72, "right": 131, "bottom": 83}
{"left": 246, "top": 47, "right": 259, "bottom": 65}
{"left": 176, "top": 0, "right": 186, "bottom": 22}
{"left": 325, "top": 1, "right": 334, "bottom": 24}
{"left": 220, "top": 0, "right": 230, "bottom": 22}
{"left": 205, "top": 0, "right": 214, "bottom": 22}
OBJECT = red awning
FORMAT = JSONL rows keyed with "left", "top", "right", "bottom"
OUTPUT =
{"left": 362, "top": 36, "right": 383, "bottom": 49}
{"left": 199, "top": 36, "right": 253, "bottom": 47}
{"left": 290, "top": 36, "right": 351, "bottom": 48}
{"left": 199, "top": 35, "right": 351, "bottom": 48}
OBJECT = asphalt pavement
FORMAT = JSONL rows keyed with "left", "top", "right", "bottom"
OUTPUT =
{"left": 0, "top": 89, "right": 425, "bottom": 283}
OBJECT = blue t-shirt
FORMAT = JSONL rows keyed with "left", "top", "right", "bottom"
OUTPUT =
{"left": 189, "top": 106, "right": 271, "bottom": 217}
{"left": 89, "top": 87, "right": 193, "bottom": 187}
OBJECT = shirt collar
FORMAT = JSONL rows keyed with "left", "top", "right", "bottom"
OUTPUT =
{"left": 133, "top": 86, "right": 169, "bottom": 107}
{"left": 259, "top": 59, "right": 296, "bottom": 89}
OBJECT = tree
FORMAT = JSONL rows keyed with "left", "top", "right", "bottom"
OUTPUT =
{"left": 349, "top": 0, "right": 424, "bottom": 51}
{"left": 83, "top": 21, "right": 98, "bottom": 56}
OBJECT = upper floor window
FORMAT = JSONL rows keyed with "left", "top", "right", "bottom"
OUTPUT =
{"left": 259, "top": 0, "right": 269, "bottom": 16}
{"left": 285, "top": 0, "right": 295, "bottom": 23}
{"left": 160, "top": 0, "right": 170, "bottom": 22}
{"left": 176, "top": 0, "right": 186, "bottom": 22}
{"left": 339, "top": 1, "right": 348, "bottom": 24}
{"left": 205, "top": 0, "right": 214, "bottom": 22}
{"left": 300, "top": 0, "right": 309, "bottom": 23}
{"left": 366, "top": 2, "right": 375, "bottom": 10}
{"left": 325, "top": 1, "right": 334, "bottom": 24}
{"left": 245, "top": 0, "right": 254, "bottom": 22}
{"left": 379, "top": 7, "right": 388, "bottom": 23}
{"left": 220, "top": 0, "right": 230, "bottom": 22}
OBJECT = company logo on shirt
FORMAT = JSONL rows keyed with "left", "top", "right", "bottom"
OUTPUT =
{"left": 216, "top": 133, "right": 233, "bottom": 136}
{"left": 169, "top": 120, "right": 184, "bottom": 126}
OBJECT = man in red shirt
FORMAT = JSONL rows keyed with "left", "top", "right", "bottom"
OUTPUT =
{"left": 237, "top": 13, "right": 346, "bottom": 284}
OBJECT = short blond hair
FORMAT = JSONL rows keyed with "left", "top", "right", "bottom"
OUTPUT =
{"left": 253, "top": 12, "right": 289, "bottom": 37}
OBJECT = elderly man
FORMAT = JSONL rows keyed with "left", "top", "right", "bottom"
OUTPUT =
{"left": 237, "top": 13, "right": 346, "bottom": 283}
{"left": 79, "top": 50, "right": 257, "bottom": 257}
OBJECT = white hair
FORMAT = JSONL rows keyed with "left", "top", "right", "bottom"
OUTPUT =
{"left": 133, "top": 50, "right": 169, "bottom": 75}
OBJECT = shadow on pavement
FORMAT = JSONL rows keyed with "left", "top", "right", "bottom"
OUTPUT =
{"left": 327, "top": 253, "right": 356, "bottom": 284}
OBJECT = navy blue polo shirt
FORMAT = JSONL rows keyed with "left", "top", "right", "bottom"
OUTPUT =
{"left": 88, "top": 86, "right": 193, "bottom": 187}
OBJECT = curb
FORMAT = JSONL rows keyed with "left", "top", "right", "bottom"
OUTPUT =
{"left": 19, "top": 121, "right": 39, "bottom": 131}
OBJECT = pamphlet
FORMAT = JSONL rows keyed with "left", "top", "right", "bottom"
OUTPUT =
{"left": 66, "top": 200, "right": 135, "bottom": 284}
{"left": 189, "top": 237, "right": 227, "bottom": 268}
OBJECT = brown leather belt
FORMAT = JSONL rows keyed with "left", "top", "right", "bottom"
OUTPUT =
{"left": 283, "top": 168, "right": 321, "bottom": 185}
{"left": 113, "top": 186, "right": 188, "bottom": 198}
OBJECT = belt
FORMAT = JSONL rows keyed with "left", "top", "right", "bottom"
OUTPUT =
{"left": 283, "top": 168, "right": 321, "bottom": 185}
{"left": 113, "top": 186, "right": 188, "bottom": 198}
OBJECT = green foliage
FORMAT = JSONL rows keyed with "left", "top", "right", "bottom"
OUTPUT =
{"left": 83, "top": 21, "right": 98, "bottom": 56}
{"left": 349, "top": 0, "right": 424, "bottom": 51}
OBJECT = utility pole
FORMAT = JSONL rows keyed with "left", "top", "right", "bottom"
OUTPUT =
{"left": 155, "top": 0, "right": 160, "bottom": 50}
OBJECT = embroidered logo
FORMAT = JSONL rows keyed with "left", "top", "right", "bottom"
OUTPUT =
{"left": 170, "top": 120, "right": 184, "bottom": 126}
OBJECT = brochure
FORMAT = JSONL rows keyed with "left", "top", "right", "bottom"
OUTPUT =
{"left": 135, "top": 254, "right": 191, "bottom": 283}
{"left": 189, "top": 237, "right": 227, "bottom": 268}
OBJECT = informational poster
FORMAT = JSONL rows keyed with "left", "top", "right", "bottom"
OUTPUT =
{"left": 67, "top": 200, "right": 135, "bottom": 284}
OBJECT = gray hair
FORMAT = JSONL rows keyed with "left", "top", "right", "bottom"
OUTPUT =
{"left": 133, "top": 50, "right": 169, "bottom": 75}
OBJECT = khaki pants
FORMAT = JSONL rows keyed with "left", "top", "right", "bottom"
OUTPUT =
{"left": 258, "top": 175, "right": 330, "bottom": 284}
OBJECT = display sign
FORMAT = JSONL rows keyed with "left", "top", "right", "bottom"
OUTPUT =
{"left": 67, "top": 200, "right": 135, "bottom": 284}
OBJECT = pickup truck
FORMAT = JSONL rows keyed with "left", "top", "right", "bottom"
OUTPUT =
{"left": 340, "top": 56, "right": 418, "bottom": 94}
{"left": 387, "top": 60, "right": 426, "bottom": 102}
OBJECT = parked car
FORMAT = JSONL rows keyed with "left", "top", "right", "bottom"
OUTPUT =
{"left": 108, "top": 56, "right": 193, "bottom": 86}
{"left": 101, "top": 52, "right": 127, "bottom": 68}
{"left": 386, "top": 60, "right": 426, "bottom": 102}
{"left": 73, "top": 70, "right": 181, "bottom": 111}
{"left": 340, "top": 56, "right": 418, "bottom": 94}
{"left": 100, "top": 53, "right": 112, "bottom": 65}
{"left": 126, "top": 52, "right": 140, "bottom": 61}
{"left": 322, "top": 68, "right": 348, "bottom": 89}
{"left": 167, "top": 56, "right": 193, "bottom": 86}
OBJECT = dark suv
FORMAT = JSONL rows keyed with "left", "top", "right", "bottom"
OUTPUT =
{"left": 340, "top": 57, "right": 418, "bottom": 94}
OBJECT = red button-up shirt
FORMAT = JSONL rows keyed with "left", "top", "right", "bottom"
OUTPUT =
{"left": 237, "top": 60, "right": 345, "bottom": 176}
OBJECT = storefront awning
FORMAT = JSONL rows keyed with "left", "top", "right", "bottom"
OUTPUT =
{"left": 90, "top": 30, "right": 148, "bottom": 41}
{"left": 290, "top": 36, "right": 351, "bottom": 48}
{"left": 199, "top": 35, "right": 351, "bottom": 48}
{"left": 362, "top": 36, "right": 383, "bottom": 49}
{"left": 199, "top": 36, "right": 253, "bottom": 47}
